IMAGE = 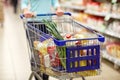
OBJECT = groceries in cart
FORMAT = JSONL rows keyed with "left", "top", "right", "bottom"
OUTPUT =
{"left": 21, "top": 13, "right": 105, "bottom": 79}
{"left": 30, "top": 18, "right": 104, "bottom": 77}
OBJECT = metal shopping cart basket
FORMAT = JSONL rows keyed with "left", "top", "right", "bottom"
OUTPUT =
{"left": 20, "top": 12, "right": 105, "bottom": 80}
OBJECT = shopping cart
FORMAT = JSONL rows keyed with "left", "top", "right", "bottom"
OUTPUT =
{"left": 20, "top": 12, "right": 105, "bottom": 80}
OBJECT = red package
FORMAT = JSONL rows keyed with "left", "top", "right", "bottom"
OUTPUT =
{"left": 47, "top": 46, "right": 61, "bottom": 67}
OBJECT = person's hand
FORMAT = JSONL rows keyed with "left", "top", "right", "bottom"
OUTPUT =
{"left": 56, "top": 8, "right": 64, "bottom": 16}
{"left": 23, "top": 10, "right": 34, "bottom": 18}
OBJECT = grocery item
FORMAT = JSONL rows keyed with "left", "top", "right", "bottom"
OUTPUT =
{"left": 87, "top": 2, "right": 100, "bottom": 11}
{"left": 73, "top": 12, "right": 89, "bottom": 23}
{"left": 33, "top": 39, "right": 52, "bottom": 68}
{"left": 106, "top": 42, "right": 120, "bottom": 58}
{"left": 47, "top": 40, "right": 61, "bottom": 67}
{"left": 74, "top": 33, "right": 88, "bottom": 46}
{"left": 34, "top": 39, "right": 50, "bottom": 55}
{"left": 108, "top": 20, "right": 120, "bottom": 34}
{"left": 71, "top": 0, "right": 85, "bottom": 6}
{"left": 44, "top": 54, "right": 50, "bottom": 67}
{"left": 64, "top": 33, "right": 75, "bottom": 46}
{"left": 43, "top": 20, "right": 66, "bottom": 69}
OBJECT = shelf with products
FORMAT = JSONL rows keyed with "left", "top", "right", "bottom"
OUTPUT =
{"left": 85, "top": 1, "right": 120, "bottom": 19}
{"left": 102, "top": 50, "right": 120, "bottom": 68}
{"left": 84, "top": 10, "right": 120, "bottom": 20}
{"left": 72, "top": 12, "right": 120, "bottom": 67}
{"left": 60, "top": 0, "right": 120, "bottom": 67}
{"left": 84, "top": 10, "right": 109, "bottom": 17}
{"left": 72, "top": 12, "right": 120, "bottom": 39}
{"left": 60, "top": 0, "right": 86, "bottom": 10}
{"left": 71, "top": 13, "right": 120, "bottom": 66}
{"left": 61, "top": 0, "right": 120, "bottom": 39}
{"left": 60, "top": 3, "right": 86, "bottom": 11}
{"left": 85, "top": 1, "right": 112, "bottom": 18}
{"left": 60, "top": 0, "right": 120, "bottom": 19}
{"left": 101, "top": 35, "right": 120, "bottom": 68}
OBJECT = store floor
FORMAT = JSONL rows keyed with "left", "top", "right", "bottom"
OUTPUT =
{"left": 0, "top": 6, "right": 120, "bottom": 80}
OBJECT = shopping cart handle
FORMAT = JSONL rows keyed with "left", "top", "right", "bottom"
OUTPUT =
{"left": 36, "top": 12, "right": 71, "bottom": 16}
{"left": 20, "top": 12, "right": 71, "bottom": 19}
{"left": 20, "top": 14, "right": 25, "bottom": 19}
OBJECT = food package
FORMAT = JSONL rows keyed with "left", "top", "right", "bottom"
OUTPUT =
{"left": 71, "top": 0, "right": 87, "bottom": 6}
{"left": 33, "top": 39, "right": 52, "bottom": 68}
{"left": 106, "top": 42, "right": 120, "bottom": 58}
{"left": 47, "top": 41, "right": 61, "bottom": 68}
{"left": 33, "top": 39, "right": 52, "bottom": 55}
{"left": 73, "top": 33, "right": 89, "bottom": 46}
{"left": 74, "top": 12, "right": 89, "bottom": 23}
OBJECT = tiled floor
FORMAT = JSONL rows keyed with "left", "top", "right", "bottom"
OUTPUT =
{"left": 0, "top": 6, "right": 120, "bottom": 80}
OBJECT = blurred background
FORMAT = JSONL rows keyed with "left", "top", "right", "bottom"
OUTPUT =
{"left": 0, "top": 0, "right": 120, "bottom": 80}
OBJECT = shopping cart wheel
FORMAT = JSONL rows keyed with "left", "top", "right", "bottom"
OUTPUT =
{"left": 81, "top": 76, "right": 85, "bottom": 80}
{"left": 29, "top": 71, "right": 43, "bottom": 80}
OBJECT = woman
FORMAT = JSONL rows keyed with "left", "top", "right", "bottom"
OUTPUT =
{"left": 21, "top": 0, "right": 63, "bottom": 80}
{"left": 21, "top": 0, "right": 63, "bottom": 18}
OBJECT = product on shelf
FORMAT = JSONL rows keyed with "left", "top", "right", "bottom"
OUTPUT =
{"left": 112, "top": 3, "right": 120, "bottom": 15}
{"left": 73, "top": 12, "right": 89, "bottom": 23}
{"left": 73, "top": 12, "right": 106, "bottom": 31}
{"left": 86, "top": 1, "right": 111, "bottom": 13}
{"left": 87, "top": 16, "right": 105, "bottom": 28}
{"left": 86, "top": 1, "right": 100, "bottom": 11}
{"left": 71, "top": 0, "right": 87, "bottom": 6}
{"left": 99, "top": 2, "right": 111, "bottom": 13}
{"left": 61, "top": 0, "right": 120, "bottom": 68}
{"left": 106, "top": 20, "right": 120, "bottom": 35}
{"left": 106, "top": 41, "right": 120, "bottom": 58}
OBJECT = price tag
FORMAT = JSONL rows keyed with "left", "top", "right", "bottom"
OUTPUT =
{"left": 104, "top": 14, "right": 111, "bottom": 21}
{"left": 112, "top": 0, "right": 117, "bottom": 3}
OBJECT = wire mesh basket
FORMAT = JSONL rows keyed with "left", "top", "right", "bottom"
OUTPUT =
{"left": 21, "top": 13, "right": 105, "bottom": 80}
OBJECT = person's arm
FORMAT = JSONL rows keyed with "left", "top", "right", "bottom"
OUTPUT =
{"left": 52, "top": 0, "right": 63, "bottom": 16}
{"left": 21, "top": 0, "right": 34, "bottom": 18}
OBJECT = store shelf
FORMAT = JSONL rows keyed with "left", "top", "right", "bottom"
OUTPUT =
{"left": 61, "top": 3, "right": 86, "bottom": 10}
{"left": 88, "top": 25, "right": 120, "bottom": 39}
{"left": 111, "top": 13, "right": 120, "bottom": 19}
{"left": 105, "top": 30, "right": 120, "bottom": 39}
{"left": 75, "top": 19, "right": 120, "bottom": 67}
{"left": 85, "top": 10, "right": 120, "bottom": 19}
{"left": 73, "top": 17, "right": 120, "bottom": 39}
{"left": 61, "top": 2, "right": 120, "bottom": 20}
{"left": 102, "top": 50, "right": 120, "bottom": 67}
{"left": 61, "top": 0, "right": 120, "bottom": 70}
{"left": 85, "top": 10, "right": 109, "bottom": 17}
{"left": 72, "top": 16, "right": 120, "bottom": 39}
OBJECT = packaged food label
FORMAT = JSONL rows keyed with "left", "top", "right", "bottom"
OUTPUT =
{"left": 44, "top": 54, "right": 50, "bottom": 67}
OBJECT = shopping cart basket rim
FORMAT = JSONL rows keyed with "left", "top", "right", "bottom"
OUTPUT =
{"left": 27, "top": 21, "right": 105, "bottom": 46}
{"left": 20, "top": 12, "right": 71, "bottom": 19}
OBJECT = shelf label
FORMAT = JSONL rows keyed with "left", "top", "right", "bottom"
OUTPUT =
{"left": 104, "top": 14, "right": 111, "bottom": 21}
{"left": 112, "top": 0, "right": 117, "bottom": 3}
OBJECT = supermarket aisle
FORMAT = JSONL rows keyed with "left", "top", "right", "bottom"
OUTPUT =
{"left": 0, "top": 5, "right": 120, "bottom": 80}
{"left": 0, "top": 6, "right": 31, "bottom": 80}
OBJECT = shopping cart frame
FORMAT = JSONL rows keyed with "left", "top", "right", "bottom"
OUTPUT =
{"left": 20, "top": 12, "right": 104, "bottom": 80}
